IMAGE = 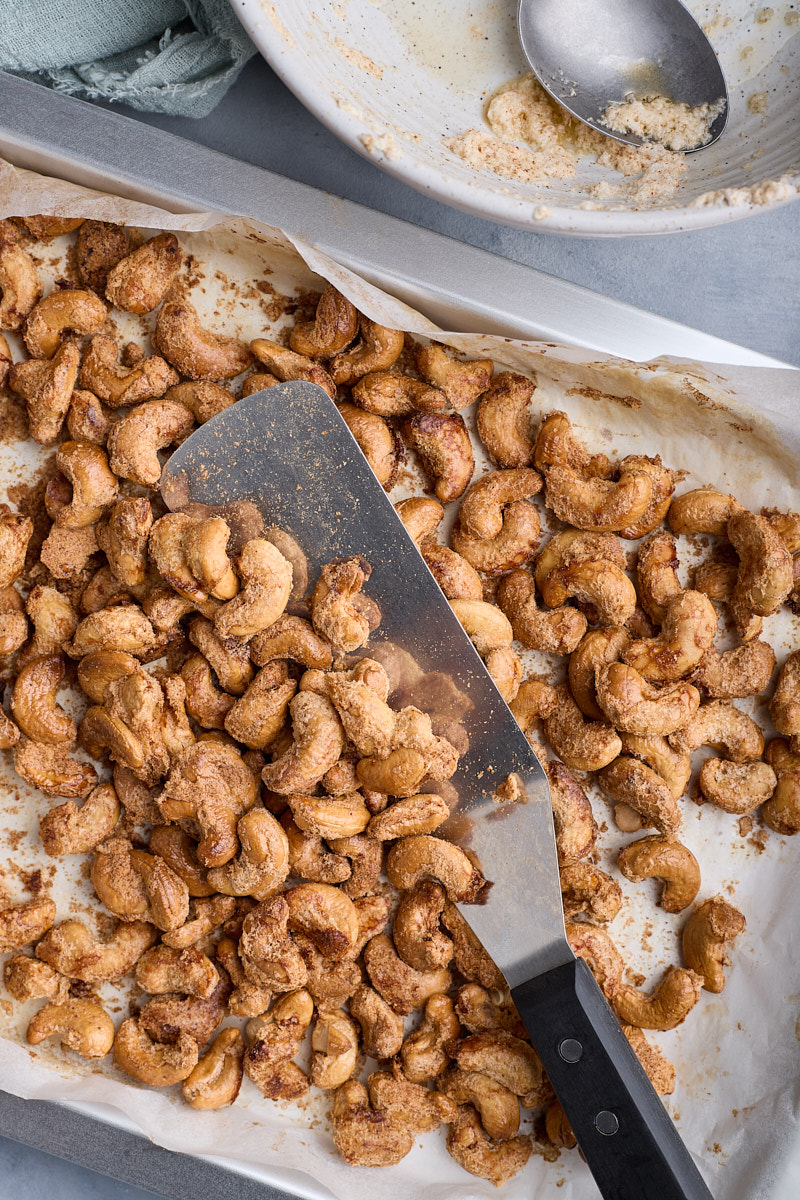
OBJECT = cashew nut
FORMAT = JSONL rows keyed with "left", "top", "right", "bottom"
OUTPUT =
{"left": 310, "top": 556, "right": 374, "bottom": 652}
{"left": 683, "top": 895, "right": 746, "bottom": 993}
{"left": 534, "top": 410, "right": 612, "bottom": 478}
{"left": 351, "top": 370, "right": 446, "bottom": 416}
{"left": 449, "top": 598, "right": 513, "bottom": 655}
{"left": 281, "top": 812, "right": 351, "bottom": 885}
{"left": 729, "top": 508, "right": 793, "bottom": 617}
{"left": 618, "top": 732, "right": 691, "bottom": 800}
{"left": 331, "top": 1079, "right": 413, "bottom": 1166}
{"left": 4, "top": 954, "right": 67, "bottom": 1004}
{"left": 420, "top": 540, "right": 483, "bottom": 601}
{"left": 595, "top": 662, "right": 700, "bottom": 736}
{"left": 0, "top": 584, "right": 27, "bottom": 656}
{"left": 0, "top": 224, "right": 42, "bottom": 329}
{"left": 13, "top": 736, "right": 98, "bottom": 799}
{"left": 9, "top": 340, "right": 80, "bottom": 443}
{"left": 770, "top": 651, "right": 800, "bottom": 751}
{"left": 290, "top": 285, "right": 359, "bottom": 357}
{"left": 243, "top": 988, "right": 313, "bottom": 1100}
{"left": 415, "top": 342, "right": 493, "bottom": 410}
{"left": 476, "top": 371, "right": 536, "bottom": 468}
{"left": 497, "top": 568, "right": 587, "bottom": 653}
{"left": 107, "top": 399, "right": 194, "bottom": 487}
{"left": 618, "top": 836, "right": 701, "bottom": 912}
{"left": 79, "top": 334, "right": 178, "bottom": 406}
{"left": 337, "top": 401, "right": 400, "bottom": 488}
{"left": 440, "top": 900, "right": 505, "bottom": 990}
{"left": 386, "top": 834, "right": 490, "bottom": 903}
{"left": 27, "top": 997, "right": 115, "bottom": 1059}
{"left": 397, "top": 993, "right": 458, "bottom": 1082}
{"left": 448, "top": 1030, "right": 547, "bottom": 1108}
{"left": 0, "top": 897, "right": 56, "bottom": 952}
{"left": 24, "top": 288, "right": 106, "bottom": 359}
{"left": 135, "top": 944, "right": 219, "bottom": 998}
{"left": 261, "top": 692, "right": 345, "bottom": 795}
{"left": 451, "top": 468, "right": 542, "bottom": 575}
{"left": 405, "top": 413, "right": 475, "bottom": 502}
{"left": 599, "top": 757, "right": 681, "bottom": 836}
{"left": 363, "top": 932, "right": 452, "bottom": 1015}
{"left": 39, "top": 782, "right": 120, "bottom": 856}
{"left": 616, "top": 455, "right": 675, "bottom": 539}
{"left": 11, "top": 654, "right": 75, "bottom": 745}
{"left": 36, "top": 918, "right": 157, "bottom": 981}
{"left": 250, "top": 338, "right": 336, "bottom": 399}
{"left": 75, "top": 220, "right": 142, "bottom": 293}
{"left": 543, "top": 683, "right": 622, "bottom": 772}
{"left": 311, "top": 1009, "right": 360, "bottom": 1089}
{"left": 439, "top": 1065, "right": 520, "bottom": 1141}
{"left": 329, "top": 316, "right": 404, "bottom": 386}
{"left": 366, "top": 793, "right": 450, "bottom": 841}
{"left": 636, "top": 531, "right": 682, "bottom": 624}
{"left": 46, "top": 441, "right": 119, "bottom": 529}
{"left": 153, "top": 291, "right": 252, "bottom": 379}
{"left": 206, "top": 807, "right": 290, "bottom": 901}
{"left": 668, "top": 700, "right": 764, "bottom": 763}
{"left": 91, "top": 838, "right": 189, "bottom": 931}
{"left": 545, "top": 759, "right": 598, "bottom": 865}
{"left": 567, "top": 626, "right": 629, "bottom": 721}
{"left": 213, "top": 538, "right": 292, "bottom": 640}
{"left": 669, "top": 487, "right": 741, "bottom": 536}
{"left": 544, "top": 463, "right": 653, "bottom": 534}
{"left": 20, "top": 216, "right": 85, "bottom": 239}
{"left": 368, "top": 1065, "right": 457, "bottom": 1134}
{"left": 695, "top": 640, "right": 776, "bottom": 700}
{"left": 349, "top": 982, "right": 405, "bottom": 1059}
{"left": 159, "top": 740, "right": 258, "bottom": 866}
{"left": 698, "top": 759, "right": 777, "bottom": 814}
{"left": 763, "top": 739, "right": 800, "bottom": 834}
{"left": 182, "top": 1027, "right": 244, "bottom": 1109}
{"left": 105, "top": 232, "right": 182, "bottom": 312}
{"left": 559, "top": 862, "right": 623, "bottom": 923}
{"left": 455, "top": 983, "right": 526, "bottom": 1038}
{"left": 392, "top": 880, "right": 452, "bottom": 972}
{"left": 224, "top": 663, "right": 296, "bottom": 750}
{"left": 114, "top": 1015, "right": 198, "bottom": 1085}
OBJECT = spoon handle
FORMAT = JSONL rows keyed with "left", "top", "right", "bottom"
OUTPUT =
{"left": 512, "top": 959, "right": 713, "bottom": 1199}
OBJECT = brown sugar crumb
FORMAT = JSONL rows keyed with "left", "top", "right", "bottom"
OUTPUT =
{"left": 737, "top": 816, "right": 755, "bottom": 837}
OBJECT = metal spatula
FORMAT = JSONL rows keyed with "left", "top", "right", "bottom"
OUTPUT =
{"left": 161, "top": 382, "right": 712, "bottom": 1200}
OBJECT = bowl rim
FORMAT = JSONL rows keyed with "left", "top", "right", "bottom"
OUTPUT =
{"left": 232, "top": 0, "right": 800, "bottom": 237}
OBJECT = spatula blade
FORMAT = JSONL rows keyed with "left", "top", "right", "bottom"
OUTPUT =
{"left": 160, "top": 381, "right": 572, "bottom": 985}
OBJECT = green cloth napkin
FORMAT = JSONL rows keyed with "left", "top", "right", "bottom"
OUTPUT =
{"left": 0, "top": 0, "right": 257, "bottom": 118}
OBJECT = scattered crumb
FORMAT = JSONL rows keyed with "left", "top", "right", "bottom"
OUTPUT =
{"left": 691, "top": 177, "right": 796, "bottom": 208}
{"left": 747, "top": 92, "right": 768, "bottom": 115}
{"left": 334, "top": 39, "right": 383, "bottom": 78}
{"left": 359, "top": 132, "right": 401, "bottom": 161}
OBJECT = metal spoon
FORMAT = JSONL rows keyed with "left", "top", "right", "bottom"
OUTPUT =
{"left": 517, "top": 0, "right": 728, "bottom": 150}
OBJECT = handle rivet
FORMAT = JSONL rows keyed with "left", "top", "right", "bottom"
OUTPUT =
{"left": 594, "top": 1110, "right": 619, "bottom": 1136}
{"left": 558, "top": 1038, "right": 583, "bottom": 1063}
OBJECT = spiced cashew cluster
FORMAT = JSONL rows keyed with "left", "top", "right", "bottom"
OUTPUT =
{"left": 0, "top": 215, "right": 791, "bottom": 1186}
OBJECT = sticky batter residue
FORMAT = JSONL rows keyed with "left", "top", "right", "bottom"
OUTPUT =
{"left": 601, "top": 94, "right": 725, "bottom": 152}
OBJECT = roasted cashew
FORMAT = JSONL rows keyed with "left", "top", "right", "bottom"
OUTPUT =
{"left": 250, "top": 338, "right": 336, "bottom": 399}
{"left": 138, "top": 962, "right": 230, "bottom": 1044}
{"left": 618, "top": 732, "right": 691, "bottom": 800}
{"left": 695, "top": 640, "right": 776, "bottom": 700}
{"left": 668, "top": 487, "right": 742, "bottom": 536}
{"left": 238, "top": 895, "right": 307, "bottom": 992}
{"left": 0, "top": 584, "right": 27, "bottom": 656}
{"left": 770, "top": 651, "right": 800, "bottom": 751}
{"left": 161, "top": 894, "right": 236, "bottom": 950}
{"left": 243, "top": 988, "right": 313, "bottom": 1100}
{"left": 497, "top": 568, "right": 587, "bottom": 653}
{"left": 11, "top": 654, "right": 75, "bottom": 745}
{"left": 618, "top": 836, "right": 700, "bottom": 912}
{"left": 311, "top": 556, "right": 374, "bottom": 652}
{"left": 698, "top": 759, "right": 776, "bottom": 814}
{"left": 616, "top": 455, "right": 675, "bottom": 539}
{"left": 0, "top": 897, "right": 56, "bottom": 952}
{"left": 346, "top": 982, "right": 403, "bottom": 1059}
{"left": 66, "top": 388, "right": 112, "bottom": 444}
{"left": 149, "top": 513, "right": 212, "bottom": 603}
{"left": 729, "top": 508, "right": 793, "bottom": 617}
{"left": 24, "top": 288, "right": 107, "bottom": 359}
{"left": 99, "top": 665, "right": 171, "bottom": 784}
{"left": 544, "top": 760, "right": 598, "bottom": 865}
{"left": 91, "top": 838, "right": 189, "bottom": 931}
{"left": 114, "top": 1015, "right": 198, "bottom": 1086}
{"left": 397, "top": 993, "right": 458, "bottom": 1082}
{"left": 683, "top": 896, "right": 746, "bottom": 993}
{"left": 420, "top": 540, "right": 483, "bottom": 601}
{"left": 414, "top": 342, "right": 493, "bottom": 410}
{"left": 216, "top": 937, "right": 273, "bottom": 1017}
{"left": 0, "top": 224, "right": 41, "bottom": 329}
{"left": 693, "top": 555, "right": 763, "bottom": 642}
{"left": 103, "top": 497, "right": 153, "bottom": 588}
{"left": 36, "top": 918, "right": 156, "bottom": 981}
{"left": 363, "top": 932, "right": 452, "bottom": 1015}
{"left": 105, "top": 232, "right": 182, "bottom": 312}
{"left": 27, "top": 997, "right": 115, "bottom": 1059}
{"left": 214, "top": 538, "right": 292, "bottom": 640}
{"left": 160, "top": 740, "right": 258, "bottom": 867}
{"left": 48, "top": 441, "right": 119, "bottom": 531}
{"left": 329, "top": 316, "right": 404, "bottom": 386}
{"left": 475, "top": 370, "right": 536, "bottom": 468}
{"left": 366, "top": 793, "right": 450, "bottom": 840}
{"left": 559, "top": 863, "right": 623, "bottom": 923}
{"left": 448, "top": 1031, "right": 547, "bottom": 1108}
{"left": 351, "top": 370, "right": 446, "bottom": 416}
{"left": 135, "top": 944, "right": 219, "bottom": 998}
{"left": 567, "top": 626, "right": 630, "bottom": 721}
{"left": 107, "top": 399, "right": 194, "bottom": 487}
{"left": 310, "top": 1009, "right": 360, "bottom": 1089}
{"left": 182, "top": 1027, "right": 244, "bottom": 1110}
{"left": 510, "top": 680, "right": 558, "bottom": 735}
{"left": 20, "top": 216, "right": 85, "bottom": 238}
{"left": 75, "top": 220, "right": 142, "bottom": 293}
{"left": 386, "top": 834, "right": 490, "bottom": 903}
{"left": 290, "top": 284, "right": 359, "bottom": 357}
{"left": 281, "top": 812, "right": 351, "bottom": 884}
{"left": 20, "top": 587, "right": 76, "bottom": 665}
{"left": 595, "top": 662, "right": 700, "bottom": 736}
{"left": 446, "top": 1105, "right": 532, "bottom": 1187}
{"left": 543, "top": 683, "right": 621, "bottom": 772}
{"left": 283, "top": 882, "right": 358, "bottom": 960}
{"left": 455, "top": 984, "right": 526, "bottom": 1038}
{"left": 449, "top": 598, "right": 513, "bottom": 655}
{"left": 636, "top": 531, "right": 682, "bottom": 624}
{"left": 9, "top": 340, "right": 80, "bottom": 443}
{"left": 250, "top": 615, "right": 332, "bottom": 673}
{"left": 153, "top": 292, "right": 252, "bottom": 379}
{"left": 440, "top": 1066, "right": 520, "bottom": 1141}
{"left": 534, "top": 410, "right": 612, "bottom": 478}
{"left": 368, "top": 1065, "right": 456, "bottom": 1134}
{"left": 331, "top": 1079, "right": 414, "bottom": 1166}
{"left": 535, "top": 528, "right": 625, "bottom": 599}
{"left": 451, "top": 468, "right": 542, "bottom": 575}
{"left": 147, "top": 827, "right": 212, "bottom": 896}
{"left": 224, "top": 663, "right": 296, "bottom": 750}
{"left": 544, "top": 463, "right": 653, "bottom": 533}
{"left": 393, "top": 880, "right": 452, "bottom": 972}
{"left": 288, "top": 791, "right": 371, "bottom": 841}
{"left": 261, "top": 692, "right": 345, "bottom": 795}
{"left": 544, "top": 558, "right": 637, "bottom": 627}
{"left": 13, "top": 737, "right": 98, "bottom": 799}
{"left": 337, "top": 402, "right": 400, "bottom": 488}
{"left": 39, "top": 782, "right": 120, "bottom": 856}
{"left": 484, "top": 646, "right": 523, "bottom": 703}
{"left": 623, "top": 590, "right": 717, "bottom": 683}
{"left": 599, "top": 757, "right": 681, "bottom": 836}
{"left": 327, "top": 834, "right": 383, "bottom": 899}
{"left": 668, "top": 700, "right": 764, "bottom": 763}
{"left": 405, "top": 413, "right": 475, "bottom": 502}
{"left": 763, "top": 739, "right": 800, "bottom": 834}
{"left": 79, "top": 334, "right": 178, "bottom": 406}
{"left": 206, "top": 807, "right": 290, "bottom": 901}
{"left": 440, "top": 900, "right": 504, "bottom": 989}
{"left": 3, "top": 954, "right": 67, "bottom": 1004}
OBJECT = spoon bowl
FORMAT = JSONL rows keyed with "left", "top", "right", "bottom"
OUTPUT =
{"left": 517, "top": 0, "right": 728, "bottom": 150}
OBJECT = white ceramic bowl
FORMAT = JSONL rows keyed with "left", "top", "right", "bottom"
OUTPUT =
{"left": 231, "top": 0, "right": 799, "bottom": 235}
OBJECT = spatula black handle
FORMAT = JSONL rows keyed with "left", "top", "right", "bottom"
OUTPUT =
{"left": 512, "top": 958, "right": 713, "bottom": 1200}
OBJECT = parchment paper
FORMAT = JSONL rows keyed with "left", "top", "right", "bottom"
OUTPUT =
{"left": 0, "top": 158, "right": 798, "bottom": 1200}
